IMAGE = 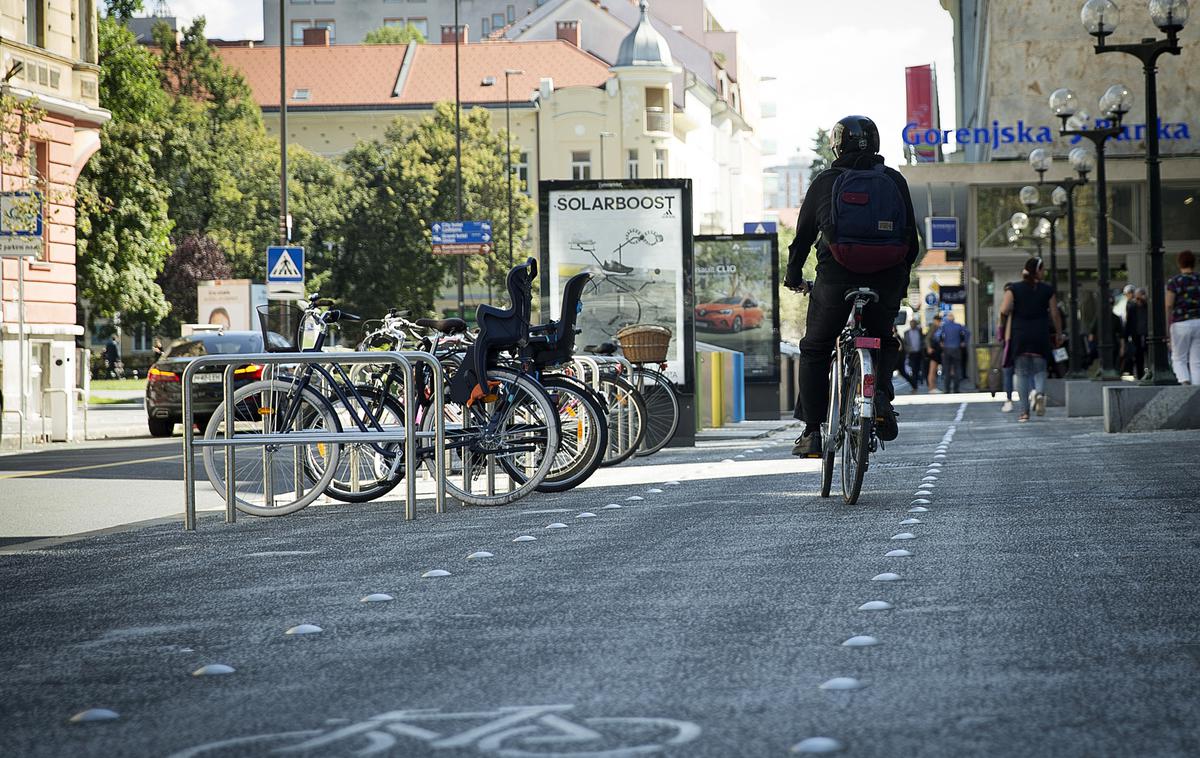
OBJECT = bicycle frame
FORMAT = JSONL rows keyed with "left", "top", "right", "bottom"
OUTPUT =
{"left": 823, "top": 294, "right": 879, "bottom": 453}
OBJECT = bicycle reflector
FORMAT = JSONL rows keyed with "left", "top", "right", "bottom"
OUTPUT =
{"left": 854, "top": 337, "right": 882, "bottom": 349}
{"left": 862, "top": 373, "right": 876, "bottom": 398}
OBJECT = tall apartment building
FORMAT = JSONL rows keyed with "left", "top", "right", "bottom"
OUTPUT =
{"left": 0, "top": 0, "right": 109, "bottom": 444}
{"left": 262, "top": 0, "right": 550, "bottom": 45}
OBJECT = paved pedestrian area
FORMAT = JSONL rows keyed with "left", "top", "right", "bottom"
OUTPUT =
{"left": 1, "top": 396, "right": 1197, "bottom": 756}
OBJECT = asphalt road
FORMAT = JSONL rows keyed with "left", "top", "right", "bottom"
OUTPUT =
{"left": 1, "top": 396, "right": 1197, "bottom": 757}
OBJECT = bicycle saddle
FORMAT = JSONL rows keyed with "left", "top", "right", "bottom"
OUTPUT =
{"left": 416, "top": 317, "right": 468, "bottom": 335}
{"left": 843, "top": 288, "right": 880, "bottom": 303}
{"left": 584, "top": 342, "right": 618, "bottom": 356}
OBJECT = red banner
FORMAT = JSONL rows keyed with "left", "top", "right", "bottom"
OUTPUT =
{"left": 905, "top": 64, "right": 940, "bottom": 162}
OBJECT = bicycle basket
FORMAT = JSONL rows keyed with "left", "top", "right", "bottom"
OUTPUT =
{"left": 257, "top": 303, "right": 305, "bottom": 352}
{"left": 616, "top": 324, "right": 672, "bottom": 364}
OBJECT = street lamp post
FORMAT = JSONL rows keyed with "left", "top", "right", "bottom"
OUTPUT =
{"left": 599, "top": 132, "right": 615, "bottom": 180}
{"left": 1030, "top": 146, "right": 1093, "bottom": 376}
{"left": 1081, "top": 0, "right": 1188, "bottom": 384}
{"left": 504, "top": 69, "right": 524, "bottom": 269}
{"left": 454, "top": 0, "right": 465, "bottom": 319}
{"left": 1050, "top": 86, "right": 1127, "bottom": 380}
{"left": 1020, "top": 185, "right": 1066, "bottom": 289}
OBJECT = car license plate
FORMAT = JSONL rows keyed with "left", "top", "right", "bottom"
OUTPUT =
{"left": 193, "top": 373, "right": 222, "bottom": 384}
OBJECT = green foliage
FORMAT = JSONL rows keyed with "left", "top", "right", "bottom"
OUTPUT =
{"left": 777, "top": 224, "right": 817, "bottom": 344}
{"left": 287, "top": 144, "right": 352, "bottom": 295}
{"left": 152, "top": 18, "right": 279, "bottom": 278}
{"left": 156, "top": 233, "right": 231, "bottom": 331}
{"left": 330, "top": 104, "right": 535, "bottom": 318}
{"left": 76, "top": 15, "right": 173, "bottom": 322}
{"left": 363, "top": 24, "right": 427, "bottom": 45}
{"left": 76, "top": 121, "right": 174, "bottom": 323}
{"left": 808, "top": 127, "right": 836, "bottom": 183}
{"left": 103, "top": 0, "right": 142, "bottom": 21}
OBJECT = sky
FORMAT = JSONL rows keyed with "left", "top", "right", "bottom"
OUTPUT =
{"left": 161, "top": 0, "right": 957, "bottom": 166}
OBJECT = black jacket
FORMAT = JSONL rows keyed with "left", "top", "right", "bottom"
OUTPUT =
{"left": 784, "top": 152, "right": 921, "bottom": 287}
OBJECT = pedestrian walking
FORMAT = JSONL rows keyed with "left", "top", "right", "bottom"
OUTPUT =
{"left": 899, "top": 319, "right": 923, "bottom": 390}
{"left": 1001, "top": 257, "right": 1064, "bottom": 421}
{"left": 936, "top": 312, "right": 969, "bottom": 393}
{"left": 1124, "top": 287, "right": 1149, "bottom": 379}
{"left": 1166, "top": 249, "right": 1200, "bottom": 384}
{"left": 926, "top": 314, "right": 943, "bottom": 392}
{"left": 152, "top": 337, "right": 165, "bottom": 362}
{"left": 1119, "top": 284, "right": 1136, "bottom": 375}
{"left": 104, "top": 335, "right": 122, "bottom": 379}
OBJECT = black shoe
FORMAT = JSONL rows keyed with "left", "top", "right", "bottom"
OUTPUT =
{"left": 791, "top": 430, "right": 823, "bottom": 458}
{"left": 875, "top": 400, "right": 899, "bottom": 442}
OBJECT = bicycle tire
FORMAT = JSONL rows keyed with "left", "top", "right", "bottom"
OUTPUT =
{"left": 820, "top": 358, "right": 840, "bottom": 498}
{"left": 631, "top": 367, "right": 680, "bottom": 457}
{"left": 421, "top": 368, "right": 560, "bottom": 506}
{"left": 597, "top": 374, "right": 647, "bottom": 467}
{"left": 202, "top": 379, "right": 342, "bottom": 517}
{"left": 322, "top": 386, "right": 406, "bottom": 503}
{"left": 840, "top": 352, "right": 872, "bottom": 505}
{"left": 507, "top": 375, "right": 607, "bottom": 493}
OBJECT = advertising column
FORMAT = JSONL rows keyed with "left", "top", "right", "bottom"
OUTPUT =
{"left": 694, "top": 234, "right": 781, "bottom": 419}
{"left": 540, "top": 179, "right": 696, "bottom": 446}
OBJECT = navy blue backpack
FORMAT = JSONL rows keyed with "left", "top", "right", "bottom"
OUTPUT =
{"left": 822, "top": 164, "right": 910, "bottom": 274}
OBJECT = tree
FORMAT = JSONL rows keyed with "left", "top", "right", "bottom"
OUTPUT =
{"left": 777, "top": 224, "right": 816, "bottom": 344}
{"left": 287, "top": 144, "right": 352, "bottom": 295}
{"left": 364, "top": 24, "right": 427, "bottom": 45}
{"left": 807, "top": 127, "right": 836, "bottom": 183}
{"left": 152, "top": 18, "right": 279, "bottom": 278}
{"left": 156, "top": 233, "right": 231, "bottom": 330}
{"left": 103, "top": 0, "right": 142, "bottom": 22}
{"left": 76, "top": 14, "right": 173, "bottom": 323}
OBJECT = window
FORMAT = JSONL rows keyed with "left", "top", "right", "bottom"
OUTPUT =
{"left": 26, "top": 0, "right": 43, "bottom": 47}
{"left": 492, "top": 13, "right": 505, "bottom": 29}
{"left": 1164, "top": 184, "right": 1200, "bottom": 242}
{"left": 291, "top": 88, "right": 311, "bottom": 101}
{"left": 655, "top": 149, "right": 667, "bottom": 178}
{"left": 78, "top": 0, "right": 95, "bottom": 62}
{"left": 571, "top": 151, "right": 591, "bottom": 181}
{"left": 481, "top": 18, "right": 490, "bottom": 35}
{"left": 132, "top": 324, "right": 152, "bottom": 352}
{"left": 407, "top": 18, "right": 428, "bottom": 36}
{"left": 29, "top": 140, "right": 48, "bottom": 260}
{"left": 507, "top": 5, "right": 516, "bottom": 22}
{"left": 384, "top": 17, "right": 404, "bottom": 26}
{"left": 626, "top": 149, "right": 639, "bottom": 179}
{"left": 517, "top": 152, "right": 530, "bottom": 195}
{"left": 290, "top": 20, "right": 311, "bottom": 45}
{"left": 289, "top": 1, "right": 312, "bottom": 4}
{"left": 313, "top": 0, "right": 335, "bottom": 4}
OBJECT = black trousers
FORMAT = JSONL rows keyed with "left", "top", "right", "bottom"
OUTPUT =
{"left": 793, "top": 269, "right": 907, "bottom": 427}
{"left": 905, "top": 352, "right": 923, "bottom": 387}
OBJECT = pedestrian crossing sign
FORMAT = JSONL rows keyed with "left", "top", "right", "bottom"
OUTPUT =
{"left": 266, "top": 246, "right": 305, "bottom": 299}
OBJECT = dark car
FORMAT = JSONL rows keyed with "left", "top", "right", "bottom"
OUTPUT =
{"left": 144, "top": 330, "right": 288, "bottom": 437}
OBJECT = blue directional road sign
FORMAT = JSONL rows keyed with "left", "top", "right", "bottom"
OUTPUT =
{"left": 267, "top": 245, "right": 305, "bottom": 299}
{"left": 925, "top": 217, "right": 960, "bottom": 251}
{"left": 743, "top": 221, "right": 778, "bottom": 234}
{"left": 432, "top": 221, "right": 493, "bottom": 255}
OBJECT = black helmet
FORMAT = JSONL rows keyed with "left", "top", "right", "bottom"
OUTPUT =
{"left": 831, "top": 115, "right": 880, "bottom": 158}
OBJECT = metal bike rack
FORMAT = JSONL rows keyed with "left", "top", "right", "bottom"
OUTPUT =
{"left": 182, "top": 350, "right": 446, "bottom": 530}
{"left": 41, "top": 388, "right": 87, "bottom": 442}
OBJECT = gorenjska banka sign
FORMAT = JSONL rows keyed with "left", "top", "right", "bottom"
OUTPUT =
{"left": 904, "top": 117, "right": 1192, "bottom": 150}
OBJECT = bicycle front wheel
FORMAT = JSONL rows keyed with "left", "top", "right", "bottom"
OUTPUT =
{"left": 202, "top": 379, "right": 342, "bottom": 516}
{"left": 508, "top": 375, "right": 607, "bottom": 493}
{"left": 631, "top": 368, "right": 679, "bottom": 457}
{"left": 323, "top": 386, "right": 406, "bottom": 503}
{"left": 840, "top": 352, "right": 873, "bottom": 505}
{"left": 597, "top": 374, "right": 647, "bottom": 467}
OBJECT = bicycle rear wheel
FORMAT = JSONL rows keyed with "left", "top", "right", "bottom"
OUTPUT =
{"left": 631, "top": 368, "right": 679, "bottom": 457}
{"left": 597, "top": 374, "right": 647, "bottom": 467}
{"left": 202, "top": 379, "right": 341, "bottom": 516}
{"left": 503, "top": 375, "right": 607, "bottom": 493}
{"left": 840, "top": 353, "right": 873, "bottom": 505}
{"left": 422, "top": 368, "right": 560, "bottom": 506}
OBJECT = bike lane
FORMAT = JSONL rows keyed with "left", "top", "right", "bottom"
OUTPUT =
{"left": 1, "top": 396, "right": 1197, "bottom": 756}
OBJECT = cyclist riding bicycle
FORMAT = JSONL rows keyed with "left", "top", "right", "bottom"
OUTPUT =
{"left": 784, "top": 115, "right": 921, "bottom": 457}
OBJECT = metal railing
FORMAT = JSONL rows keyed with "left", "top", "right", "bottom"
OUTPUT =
{"left": 182, "top": 351, "right": 445, "bottom": 530}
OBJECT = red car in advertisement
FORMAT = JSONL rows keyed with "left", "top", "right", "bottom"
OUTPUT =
{"left": 694, "top": 296, "right": 764, "bottom": 333}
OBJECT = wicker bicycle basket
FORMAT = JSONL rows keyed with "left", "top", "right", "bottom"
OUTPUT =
{"left": 616, "top": 324, "right": 672, "bottom": 364}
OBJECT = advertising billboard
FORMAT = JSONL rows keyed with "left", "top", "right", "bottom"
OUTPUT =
{"left": 197, "top": 279, "right": 253, "bottom": 331}
{"left": 905, "top": 64, "right": 941, "bottom": 163}
{"left": 693, "top": 234, "right": 780, "bottom": 383}
{"left": 540, "top": 179, "right": 694, "bottom": 393}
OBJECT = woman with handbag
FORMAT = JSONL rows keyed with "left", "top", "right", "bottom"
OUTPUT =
{"left": 1000, "top": 257, "right": 1064, "bottom": 421}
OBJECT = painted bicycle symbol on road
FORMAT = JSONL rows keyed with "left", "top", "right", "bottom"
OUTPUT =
{"left": 169, "top": 704, "right": 701, "bottom": 757}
